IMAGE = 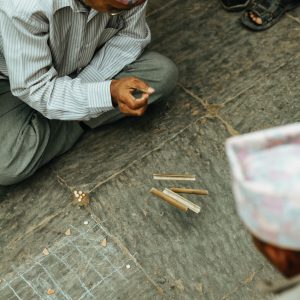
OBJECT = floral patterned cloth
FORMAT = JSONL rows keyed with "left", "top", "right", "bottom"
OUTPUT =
{"left": 226, "top": 123, "right": 300, "bottom": 250}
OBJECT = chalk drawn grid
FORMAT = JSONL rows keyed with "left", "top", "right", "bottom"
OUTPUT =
{"left": 0, "top": 222, "right": 136, "bottom": 300}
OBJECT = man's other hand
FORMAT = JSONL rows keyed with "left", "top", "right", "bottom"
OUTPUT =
{"left": 110, "top": 77, "right": 155, "bottom": 117}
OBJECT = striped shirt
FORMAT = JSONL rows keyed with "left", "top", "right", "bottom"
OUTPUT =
{"left": 0, "top": 0, "right": 150, "bottom": 120}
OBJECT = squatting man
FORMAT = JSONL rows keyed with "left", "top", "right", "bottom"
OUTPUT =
{"left": 0, "top": 0, "right": 178, "bottom": 186}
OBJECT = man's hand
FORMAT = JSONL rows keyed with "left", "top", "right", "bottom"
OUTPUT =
{"left": 110, "top": 77, "right": 155, "bottom": 117}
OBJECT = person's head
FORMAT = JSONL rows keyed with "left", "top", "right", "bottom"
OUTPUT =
{"left": 226, "top": 124, "right": 300, "bottom": 279}
{"left": 252, "top": 235, "right": 300, "bottom": 278}
{"left": 83, "top": 0, "right": 146, "bottom": 15}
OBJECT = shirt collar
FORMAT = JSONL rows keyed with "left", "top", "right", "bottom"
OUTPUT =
{"left": 53, "top": 0, "right": 92, "bottom": 13}
{"left": 53, "top": 0, "right": 99, "bottom": 21}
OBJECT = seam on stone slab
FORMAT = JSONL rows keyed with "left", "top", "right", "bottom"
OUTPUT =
{"left": 286, "top": 12, "right": 300, "bottom": 24}
{"left": 5, "top": 212, "right": 62, "bottom": 251}
{"left": 146, "top": 0, "right": 178, "bottom": 18}
{"left": 222, "top": 84, "right": 256, "bottom": 107}
{"left": 178, "top": 56, "right": 294, "bottom": 110}
{"left": 87, "top": 207, "right": 165, "bottom": 296}
{"left": 220, "top": 265, "right": 265, "bottom": 300}
{"left": 222, "top": 59, "right": 295, "bottom": 107}
{"left": 178, "top": 83, "right": 240, "bottom": 136}
{"left": 177, "top": 83, "right": 209, "bottom": 107}
{"left": 216, "top": 115, "right": 239, "bottom": 136}
{"left": 55, "top": 171, "right": 74, "bottom": 191}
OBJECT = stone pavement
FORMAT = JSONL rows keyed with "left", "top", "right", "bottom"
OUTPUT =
{"left": 1, "top": 0, "right": 300, "bottom": 299}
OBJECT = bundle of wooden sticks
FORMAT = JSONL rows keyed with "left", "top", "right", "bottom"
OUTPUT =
{"left": 150, "top": 174, "right": 209, "bottom": 214}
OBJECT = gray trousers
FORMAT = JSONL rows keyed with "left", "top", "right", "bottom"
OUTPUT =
{"left": 0, "top": 51, "right": 178, "bottom": 186}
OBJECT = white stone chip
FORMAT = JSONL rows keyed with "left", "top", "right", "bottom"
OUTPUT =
{"left": 65, "top": 228, "right": 71, "bottom": 236}
{"left": 43, "top": 248, "right": 50, "bottom": 256}
{"left": 84, "top": 221, "right": 89, "bottom": 225}
{"left": 126, "top": 264, "right": 131, "bottom": 269}
{"left": 100, "top": 238, "right": 107, "bottom": 247}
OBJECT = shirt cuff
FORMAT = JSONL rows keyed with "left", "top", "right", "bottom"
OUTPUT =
{"left": 86, "top": 80, "right": 114, "bottom": 115}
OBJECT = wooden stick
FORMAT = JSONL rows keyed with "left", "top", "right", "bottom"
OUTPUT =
{"left": 170, "top": 188, "right": 209, "bottom": 196}
{"left": 153, "top": 174, "right": 196, "bottom": 181}
{"left": 163, "top": 189, "right": 201, "bottom": 214}
{"left": 150, "top": 188, "right": 188, "bottom": 212}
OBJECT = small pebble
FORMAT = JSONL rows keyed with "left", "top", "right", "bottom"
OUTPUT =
{"left": 47, "top": 289, "right": 55, "bottom": 295}
{"left": 84, "top": 221, "right": 89, "bottom": 225}
{"left": 74, "top": 191, "right": 78, "bottom": 196}
{"left": 79, "top": 191, "right": 83, "bottom": 195}
{"left": 65, "top": 228, "right": 71, "bottom": 236}
{"left": 100, "top": 238, "right": 107, "bottom": 247}
{"left": 126, "top": 264, "right": 131, "bottom": 269}
{"left": 43, "top": 248, "right": 50, "bottom": 256}
{"left": 78, "top": 199, "right": 82, "bottom": 202}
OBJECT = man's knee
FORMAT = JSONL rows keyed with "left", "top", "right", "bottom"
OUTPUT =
{"left": 157, "top": 55, "right": 179, "bottom": 97}
{"left": 0, "top": 166, "right": 32, "bottom": 186}
{"left": 147, "top": 52, "right": 179, "bottom": 98}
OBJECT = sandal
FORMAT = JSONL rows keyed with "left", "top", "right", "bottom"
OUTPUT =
{"left": 219, "top": 0, "right": 252, "bottom": 11}
{"left": 241, "top": 0, "right": 300, "bottom": 31}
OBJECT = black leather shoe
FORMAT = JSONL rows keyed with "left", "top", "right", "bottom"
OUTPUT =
{"left": 219, "top": 0, "right": 251, "bottom": 11}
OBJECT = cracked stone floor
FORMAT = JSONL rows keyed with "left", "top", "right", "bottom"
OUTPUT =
{"left": 1, "top": 0, "right": 300, "bottom": 299}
